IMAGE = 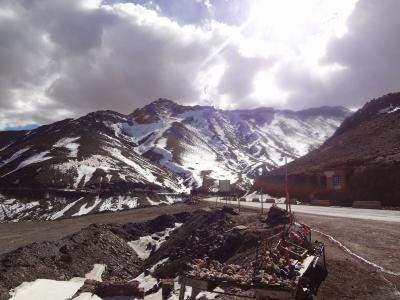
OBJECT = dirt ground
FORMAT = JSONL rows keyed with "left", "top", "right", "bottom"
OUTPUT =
{"left": 1, "top": 202, "right": 399, "bottom": 299}
{"left": 0, "top": 202, "right": 210, "bottom": 255}
{"left": 296, "top": 213, "right": 400, "bottom": 300}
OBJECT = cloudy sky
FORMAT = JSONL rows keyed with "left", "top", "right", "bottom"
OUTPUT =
{"left": 0, "top": 0, "right": 399, "bottom": 129}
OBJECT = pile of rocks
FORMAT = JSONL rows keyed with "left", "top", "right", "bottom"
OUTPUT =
{"left": 186, "top": 259, "right": 253, "bottom": 285}
{"left": 186, "top": 247, "right": 302, "bottom": 288}
{"left": 254, "top": 248, "right": 301, "bottom": 285}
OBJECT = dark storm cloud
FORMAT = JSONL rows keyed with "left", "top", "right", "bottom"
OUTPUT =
{"left": 275, "top": 0, "right": 400, "bottom": 109}
{"left": 0, "top": 0, "right": 216, "bottom": 128}
{"left": 323, "top": 0, "right": 400, "bottom": 106}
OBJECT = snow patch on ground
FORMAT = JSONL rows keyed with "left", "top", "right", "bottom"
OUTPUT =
{"left": 55, "top": 155, "right": 115, "bottom": 188}
{"left": 83, "top": 264, "right": 106, "bottom": 282}
{"left": 99, "top": 196, "right": 138, "bottom": 212}
{"left": 0, "top": 142, "right": 14, "bottom": 151}
{"left": 134, "top": 258, "right": 169, "bottom": 293}
{"left": 9, "top": 280, "right": 83, "bottom": 300}
{"left": 54, "top": 136, "right": 80, "bottom": 158}
{"left": 49, "top": 197, "right": 82, "bottom": 220}
{"left": 242, "top": 191, "right": 285, "bottom": 203}
{"left": 72, "top": 198, "right": 102, "bottom": 217}
{"left": 378, "top": 104, "right": 400, "bottom": 114}
{"left": 105, "top": 147, "right": 157, "bottom": 183}
{"left": 3, "top": 151, "right": 52, "bottom": 177}
{"left": 9, "top": 264, "right": 106, "bottom": 300}
{"left": 128, "top": 223, "right": 182, "bottom": 260}
{"left": 0, "top": 147, "right": 30, "bottom": 167}
{"left": 0, "top": 196, "right": 40, "bottom": 222}
{"left": 146, "top": 197, "right": 159, "bottom": 206}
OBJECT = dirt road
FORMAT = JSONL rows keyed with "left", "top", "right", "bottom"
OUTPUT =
{"left": 0, "top": 202, "right": 209, "bottom": 255}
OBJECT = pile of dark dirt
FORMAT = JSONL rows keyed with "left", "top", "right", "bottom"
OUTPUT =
{"left": 107, "top": 211, "right": 192, "bottom": 241}
{"left": 0, "top": 211, "right": 195, "bottom": 299}
{"left": 0, "top": 224, "right": 141, "bottom": 299}
{"left": 265, "top": 205, "right": 290, "bottom": 227}
{"left": 146, "top": 209, "right": 255, "bottom": 279}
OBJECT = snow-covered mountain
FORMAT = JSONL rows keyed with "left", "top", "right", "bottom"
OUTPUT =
{"left": 126, "top": 99, "right": 350, "bottom": 188}
{"left": 0, "top": 99, "right": 351, "bottom": 221}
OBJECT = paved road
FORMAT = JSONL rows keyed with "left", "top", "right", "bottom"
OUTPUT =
{"left": 203, "top": 197, "right": 400, "bottom": 223}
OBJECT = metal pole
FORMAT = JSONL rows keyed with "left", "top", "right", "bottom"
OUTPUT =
{"left": 285, "top": 156, "right": 288, "bottom": 211}
{"left": 260, "top": 189, "right": 263, "bottom": 214}
{"left": 285, "top": 156, "right": 293, "bottom": 223}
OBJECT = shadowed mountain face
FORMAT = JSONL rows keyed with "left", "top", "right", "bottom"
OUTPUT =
{"left": 0, "top": 99, "right": 350, "bottom": 221}
{"left": 257, "top": 92, "right": 400, "bottom": 206}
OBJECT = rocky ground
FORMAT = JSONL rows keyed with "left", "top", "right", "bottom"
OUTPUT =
{"left": 0, "top": 203, "right": 399, "bottom": 299}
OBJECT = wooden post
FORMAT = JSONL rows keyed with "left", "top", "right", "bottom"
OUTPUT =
{"left": 190, "top": 287, "right": 201, "bottom": 299}
{"left": 178, "top": 281, "right": 186, "bottom": 300}
{"left": 161, "top": 279, "right": 174, "bottom": 300}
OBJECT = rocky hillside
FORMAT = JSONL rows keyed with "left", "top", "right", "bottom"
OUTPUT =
{"left": 0, "top": 99, "right": 350, "bottom": 221}
{"left": 256, "top": 92, "right": 400, "bottom": 206}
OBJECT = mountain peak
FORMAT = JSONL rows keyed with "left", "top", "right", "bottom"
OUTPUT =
{"left": 153, "top": 98, "right": 177, "bottom": 105}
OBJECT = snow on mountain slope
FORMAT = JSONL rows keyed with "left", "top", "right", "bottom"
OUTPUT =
{"left": 0, "top": 111, "right": 186, "bottom": 193}
{"left": 125, "top": 99, "right": 351, "bottom": 188}
{"left": 0, "top": 111, "right": 187, "bottom": 221}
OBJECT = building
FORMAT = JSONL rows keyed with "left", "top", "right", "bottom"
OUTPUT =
{"left": 254, "top": 169, "right": 349, "bottom": 205}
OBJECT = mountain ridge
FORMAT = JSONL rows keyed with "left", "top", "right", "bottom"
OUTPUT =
{"left": 0, "top": 99, "right": 351, "bottom": 221}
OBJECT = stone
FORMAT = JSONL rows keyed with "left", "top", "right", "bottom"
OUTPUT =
{"left": 95, "top": 280, "right": 145, "bottom": 298}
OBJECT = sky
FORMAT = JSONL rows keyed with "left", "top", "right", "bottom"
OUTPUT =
{"left": 0, "top": 0, "right": 400, "bottom": 129}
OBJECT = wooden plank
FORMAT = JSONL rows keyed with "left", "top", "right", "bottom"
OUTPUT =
{"left": 297, "top": 255, "right": 315, "bottom": 277}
